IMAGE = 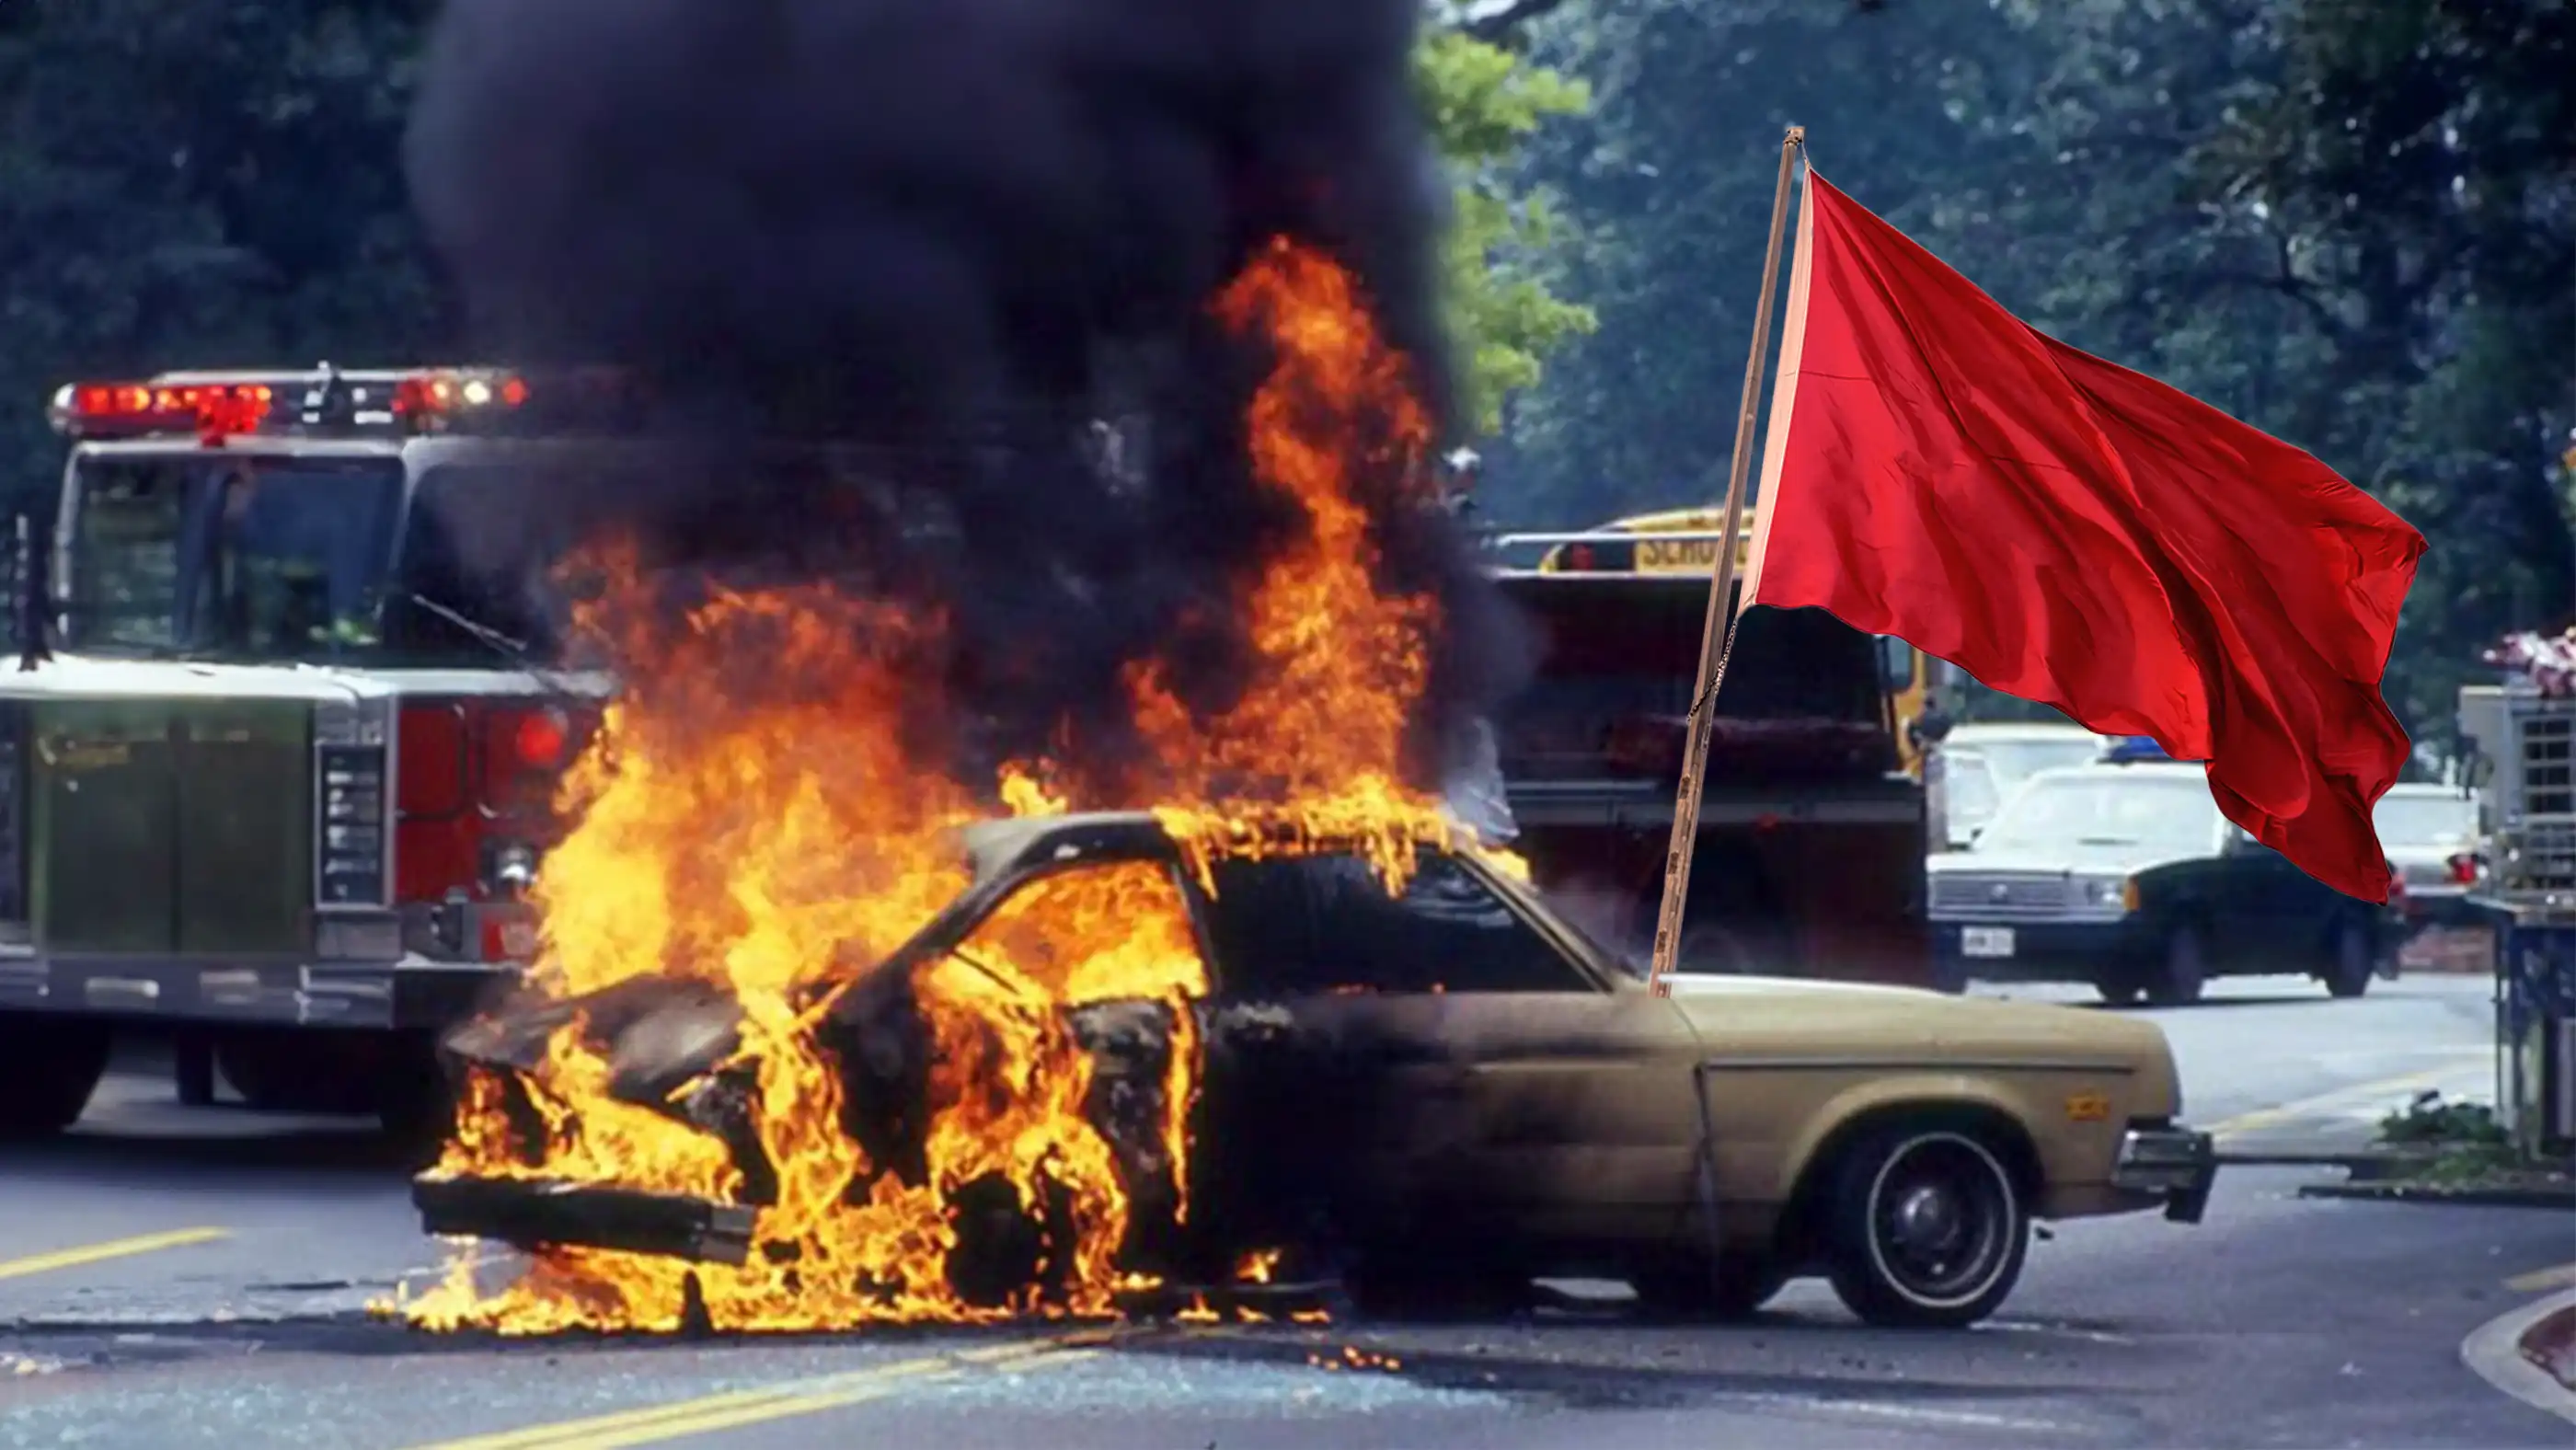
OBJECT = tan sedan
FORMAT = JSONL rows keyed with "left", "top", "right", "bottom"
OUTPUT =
{"left": 420, "top": 811, "right": 2217, "bottom": 1329}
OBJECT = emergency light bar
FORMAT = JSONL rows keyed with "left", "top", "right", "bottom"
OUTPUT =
{"left": 46, "top": 365, "right": 576, "bottom": 443}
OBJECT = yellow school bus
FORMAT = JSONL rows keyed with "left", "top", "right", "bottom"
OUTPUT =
{"left": 1524, "top": 507, "right": 1938, "bottom": 775}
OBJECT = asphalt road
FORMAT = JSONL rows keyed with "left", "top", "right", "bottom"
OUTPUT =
{"left": 1, "top": 973, "right": 2566, "bottom": 1449}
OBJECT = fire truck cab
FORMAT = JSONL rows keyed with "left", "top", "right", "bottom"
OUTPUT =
{"left": 1482, "top": 508, "right": 1929, "bottom": 986}
{"left": 0, "top": 366, "right": 608, "bottom": 1141}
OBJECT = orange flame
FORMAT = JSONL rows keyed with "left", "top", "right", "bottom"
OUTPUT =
{"left": 402, "top": 236, "right": 1489, "bottom": 1335}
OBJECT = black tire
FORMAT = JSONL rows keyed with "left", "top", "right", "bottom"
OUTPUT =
{"left": 1823, "top": 1123, "right": 2030, "bottom": 1329}
{"left": 2095, "top": 977, "right": 2145, "bottom": 1007}
{"left": 377, "top": 1034, "right": 459, "bottom": 1165}
{"left": 1634, "top": 1251, "right": 1787, "bottom": 1321}
{"left": 0, "top": 1018, "right": 110, "bottom": 1142}
{"left": 2147, "top": 925, "right": 2209, "bottom": 1007}
{"left": 1346, "top": 1250, "right": 1530, "bottom": 1321}
{"left": 2323, "top": 918, "right": 2375, "bottom": 999}
{"left": 217, "top": 1032, "right": 388, "bottom": 1115}
{"left": 1929, "top": 953, "right": 1971, "bottom": 995}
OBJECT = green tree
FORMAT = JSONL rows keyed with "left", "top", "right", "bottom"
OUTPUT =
{"left": 1414, "top": 23, "right": 1596, "bottom": 436}
{"left": 0, "top": 1, "right": 448, "bottom": 516}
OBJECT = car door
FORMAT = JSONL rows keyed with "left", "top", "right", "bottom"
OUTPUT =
{"left": 1381, "top": 852, "right": 1707, "bottom": 1250}
{"left": 2210, "top": 823, "right": 2326, "bottom": 970}
{"left": 1185, "top": 853, "right": 1475, "bottom": 1258}
{"left": 1190, "top": 851, "right": 1703, "bottom": 1261}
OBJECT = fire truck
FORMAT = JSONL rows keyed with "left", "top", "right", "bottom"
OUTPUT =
{"left": 1481, "top": 508, "right": 1929, "bottom": 985}
{"left": 0, "top": 366, "right": 619, "bottom": 1143}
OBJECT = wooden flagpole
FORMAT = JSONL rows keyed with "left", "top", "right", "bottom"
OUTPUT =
{"left": 1645, "top": 124, "right": 1806, "bottom": 998}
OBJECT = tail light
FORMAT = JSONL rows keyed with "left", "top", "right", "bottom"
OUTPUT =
{"left": 2444, "top": 852, "right": 2483, "bottom": 887}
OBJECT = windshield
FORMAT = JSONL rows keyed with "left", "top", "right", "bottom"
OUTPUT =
{"left": 2375, "top": 793, "right": 2477, "bottom": 848}
{"left": 63, "top": 452, "right": 563, "bottom": 666}
{"left": 68, "top": 452, "right": 402, "bottom": 659}
{"left": 1973, "top": 736, "right": 2104, "bottom": 791}
{"left": 1975, "top": 772, "right": 2219, "bottom": 857}
{"left": 1941, "top": 749, "right": 2004, "bottom": 825}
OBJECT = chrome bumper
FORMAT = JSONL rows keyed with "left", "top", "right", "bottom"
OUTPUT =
{"left": 2110, "top": 1122, "right": 2218, "bottom": 1225}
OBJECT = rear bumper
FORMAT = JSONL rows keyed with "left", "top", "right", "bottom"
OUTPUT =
{"left": 0, "top": 953, "right": 522, "bottom": 1030}
{"left": 2110, "top": 1122, "right": 2218, "bottom": 1225}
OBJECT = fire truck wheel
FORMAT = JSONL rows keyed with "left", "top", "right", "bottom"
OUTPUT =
{"left": 216, "top": 1032, "right": 388, "bottom": 1115}
{"left": 0, "top": 1018, "right": 109, "bottom": 1141}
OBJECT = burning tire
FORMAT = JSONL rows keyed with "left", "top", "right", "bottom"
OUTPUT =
{"left": 0, "top": 1018, "right": 109, "bottom": 1142}
{"left": 1823, "top": 1122, "right": 2030, "bottom": 1329}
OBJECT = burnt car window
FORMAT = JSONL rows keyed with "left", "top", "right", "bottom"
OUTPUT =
{"left": 952, "top": 860, "right": 1208, "bottom": 1005}
{"left": 1198, "top": 853, "right": 1592, "bottom": 996}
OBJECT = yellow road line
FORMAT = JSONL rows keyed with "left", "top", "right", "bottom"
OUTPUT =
{"left": 406, "top": 1334, "right": 1110, "bottom": 1450}
{"left": 0, "top": 1227, "right": 230, "bottom": 1283}
{"left": 2209, "top": 1057, "right": 2489, "bottom": 1139}
{"left": 2505, "top": 1263, "right": 2576, "bottom": 1295}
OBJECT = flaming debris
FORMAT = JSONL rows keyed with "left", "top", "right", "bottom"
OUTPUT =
{"left": 404, "top": 237, "right": 1495, "bottom": 1335}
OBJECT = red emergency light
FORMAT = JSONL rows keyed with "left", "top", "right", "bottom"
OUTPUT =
{"left": 50, "top": 381, "right": 277, "bottom": 443}
{"left": 47, "top": 366, "right": 543, "bottom": 443}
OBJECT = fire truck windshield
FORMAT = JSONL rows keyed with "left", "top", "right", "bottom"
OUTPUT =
{"left": 63, "top": 452, "right": 556, "bottom": 666}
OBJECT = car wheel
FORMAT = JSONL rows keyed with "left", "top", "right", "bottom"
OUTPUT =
{"left": 0, "top": 1018, "right": 110, "bottom": 1142}
{"left": 2095, "top": 978, "right": 2145, "bottom": 1007}
{"left": 1346, "top": 1250, "right": 1530, "bottom": 1321}
{"left": 1824, "top": 1124, "right": 2030, "bottom": 1329}
{"left": 2324, "top": 919, "right": 2375, "bottom": 999}
{"left": 2147, "top": 926, "right": 2208, "bottom": 1007}
{"left": 1634, "top": 1251, "right": 1787, "bottom": 1321}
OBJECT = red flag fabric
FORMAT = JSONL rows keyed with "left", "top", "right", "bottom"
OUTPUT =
{"left": 1741, "top": 172, "right": 2426, "bottom": 900}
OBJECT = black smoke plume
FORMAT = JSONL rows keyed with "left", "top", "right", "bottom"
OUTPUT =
{"left": 403, "top": 0, "right": 1530, "bottom": 789}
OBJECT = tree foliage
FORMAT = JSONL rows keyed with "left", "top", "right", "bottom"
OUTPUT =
{"left": 1414, "top": 26, "right": 1597, "bottom": 435}
{"left": 1498, "top": 0, "right": 2571, "bottom": 749}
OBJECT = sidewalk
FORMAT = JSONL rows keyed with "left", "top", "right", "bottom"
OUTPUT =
{"left": 2212, "top": 1051, "right": 2498, "bottom": 1159}
{"left": 2464, "top": 1286, "right": 2576, "bottom": 1427}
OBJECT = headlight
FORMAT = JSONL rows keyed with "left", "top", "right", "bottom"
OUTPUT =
{"left": 2076, "top": 874, "right": 2132, "bottom": 910}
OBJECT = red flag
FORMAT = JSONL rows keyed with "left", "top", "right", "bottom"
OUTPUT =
{"left": 1740, "top": 172, "right": 2426, "bottom": 900}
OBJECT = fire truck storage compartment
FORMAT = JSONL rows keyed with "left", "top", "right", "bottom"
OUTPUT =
{"left": 29, "top": 696, "right": 312, "bottom": 958}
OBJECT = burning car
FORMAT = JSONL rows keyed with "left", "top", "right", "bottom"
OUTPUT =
{"left": 416, "top": 808, "right": 2216, "bottom": 1331}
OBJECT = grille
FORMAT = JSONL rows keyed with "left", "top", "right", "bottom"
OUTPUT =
{"left": 1929, "top": 872, "right": 2075, "bottom": 917}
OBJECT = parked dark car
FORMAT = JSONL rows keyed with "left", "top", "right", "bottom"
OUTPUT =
{"left": 1926, "top": 760, "right": 2403, "bottom": 1004}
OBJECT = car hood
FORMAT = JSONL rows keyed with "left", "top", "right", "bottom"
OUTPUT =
{"left": 1660, "top": 972, "right": 2180, "bottom": 1099}
{"left": 1928, "top": 844, "right": 2195, "bottom": 876}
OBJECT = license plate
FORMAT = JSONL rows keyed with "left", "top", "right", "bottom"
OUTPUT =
{"left": 1961, "top": 926, "right": 2015, "bottom": 959}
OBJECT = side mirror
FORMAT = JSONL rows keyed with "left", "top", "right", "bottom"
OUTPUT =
{"left": 12, "top": 511, "right": 49, "bottom": 673}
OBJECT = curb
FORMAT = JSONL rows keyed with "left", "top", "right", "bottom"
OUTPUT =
{"left": 2462, "top": 1287, "right": 2576, "bottom": 1427}
{"left": 2296, "top": 1180, "right": 2576, "bottom": 1210}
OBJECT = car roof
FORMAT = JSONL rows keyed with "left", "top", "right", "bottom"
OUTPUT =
{"left": 2020, "top": 760, "right": 2207, "bottom": 788}
{"left": 2379, "top": 782, "right": 2476, "bottom": 800}
{"left": 1944, "top": 722, "right": 2107, "bottom": 743}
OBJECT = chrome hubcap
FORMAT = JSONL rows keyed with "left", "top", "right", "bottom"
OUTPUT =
{"left": 1873, "top": 1137, "right": 2013, "bottom": 1302}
